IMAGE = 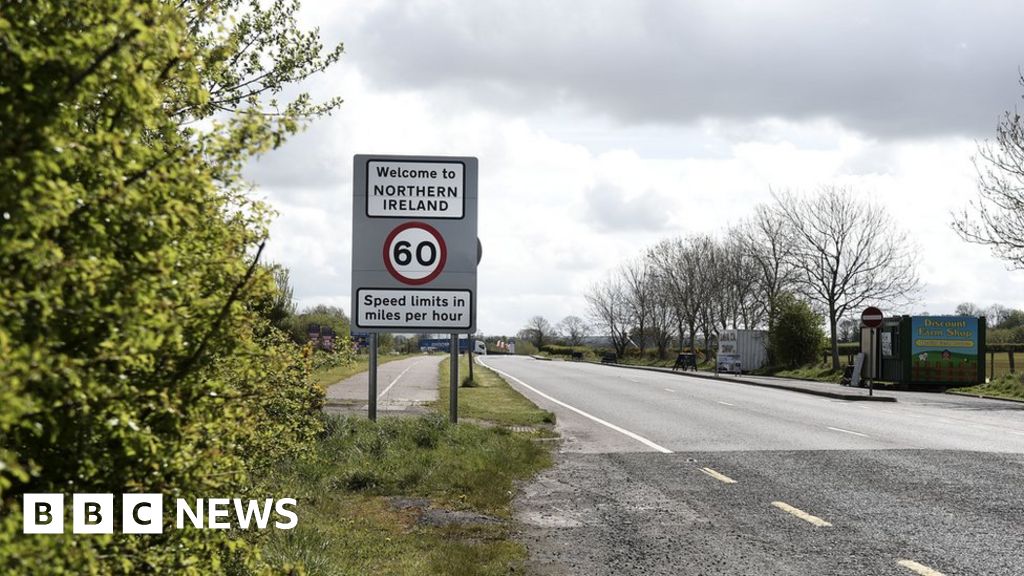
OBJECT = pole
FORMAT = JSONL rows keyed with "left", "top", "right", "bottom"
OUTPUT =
{"left": 368, "top": 333, "right": 378, "bottom": 421}
{"left": 468, "top": 335, "right": 475, "bottom": 383}
{"left": 449, "top": 334, "right": 459, "bottom": 424}
{"left": 868, "top": 328, "right": 874, "bottom": 397}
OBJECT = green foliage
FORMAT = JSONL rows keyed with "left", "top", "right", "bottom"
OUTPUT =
{"left": 283, "top": 304, "right": 350, "bottom": 344}
{"left": 769, "top": 293, "right": 826, "bottom": 369}
{"left": 0, "top": 0, "right": 341, "bottom": 573}
{"left": 514, "top": 341, "right": 539, "bottom": 356}
{"left": 539, "top": 344, "right": 592, "bottom": 358}
{"left": 259, "top": 415, "right": 552, "bottom": 575}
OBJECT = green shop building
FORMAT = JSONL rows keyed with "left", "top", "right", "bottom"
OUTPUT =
{"left": 868, "top": 315, "right": 985, "bottom": 387}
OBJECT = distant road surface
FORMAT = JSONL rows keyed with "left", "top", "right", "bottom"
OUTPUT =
{"left": 325, "top": 355, "right": 443, "bottom": 414}
{"left": 480, "top": 355, "right": 1024, "bottom": 576}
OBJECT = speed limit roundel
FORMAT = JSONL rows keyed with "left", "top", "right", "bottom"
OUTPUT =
{"left": 382, "top": 222, "right": 447, "bottom": 285}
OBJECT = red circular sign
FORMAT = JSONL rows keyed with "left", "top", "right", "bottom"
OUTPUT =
{"left": 382, "top": 222, "right": 447, "bottom": 285}
{"left": 861, "top": 306, "right": 884, "bottom": 328}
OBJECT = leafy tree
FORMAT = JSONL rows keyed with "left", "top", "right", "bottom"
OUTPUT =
{"left": 769, "top": 293, "right": 826, "bottom": 369}
{"left": 285, "top": 304, "right": 351, "bottom": 344}
{"left": 0, "top": 0, "right": 340, "bottom": 573}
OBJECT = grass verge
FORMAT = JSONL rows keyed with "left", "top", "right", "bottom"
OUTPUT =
{"left": 438, "top": 355, "right": 556, "bottom": 427}
{"left": 312, "top": 353, "right": 419, "bottom": 388}
{"left": 952, "top": 373, "right": 1024, "bottom": 401}
{"left": 260, "top": 414, "right": 552, "bottom": 575}
{"left": 765, "top": 364, "right": 844, "bottom": 383}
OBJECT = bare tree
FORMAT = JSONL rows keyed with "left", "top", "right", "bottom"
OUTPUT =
{"left": 739, "top": 203, "right": 796, "bottom": 331}
{"left": 646, "top": 265, "right": 676, "bottom": 359}
{"left": 955, "top": 302, "right": 984, "bottom": 317}
{"left": 776, "top": 186, "right": 920, "bottom": 370}
{"left": 521, "top": 315, "right": 556, "bottom": 348}
{"left": 648, "top": 238, "right": 700, "bottom": 353}
{"left": 987, "top": 303, "right": 1010, "bottom": 326}
{"left": 954, "top": 75, "right": 1024, "bottom": 268}
{"left": 720, "top": 228, "right": 765, "bottom": 330}
{"left": 621, "top": 258, "right": 657, "bottom": 356}
{"left": 586, "top": 275, "right": 631, "bottom": 357}
{"left": 557, "top": 315, "right": 590, "bottom": 347}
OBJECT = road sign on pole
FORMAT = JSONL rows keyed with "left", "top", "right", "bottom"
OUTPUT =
{"left": 861, "top": 306, "right": 884, "bottom": 329}
{"left": 352, "top": 154, "right": 478, "bottom": 333}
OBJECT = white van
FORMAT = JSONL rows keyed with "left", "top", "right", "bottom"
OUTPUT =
{"left": 474, "top": 340, "right": 487, "bottom": 355}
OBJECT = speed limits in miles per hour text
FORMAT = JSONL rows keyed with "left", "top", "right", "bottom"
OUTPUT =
{"left": 351, "top": 154, "right": 478, "bottom": 334}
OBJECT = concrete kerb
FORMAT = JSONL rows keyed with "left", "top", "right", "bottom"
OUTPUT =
{"left": 584, "top": 361, "right": 897, "bottom": 402}
{"left": 946, "top": 390, "right": 1024, "bottom": 405}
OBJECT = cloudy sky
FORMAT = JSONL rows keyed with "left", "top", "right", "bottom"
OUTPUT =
{"left": 245, "top": 0, "right": 1024, "bottom": 336}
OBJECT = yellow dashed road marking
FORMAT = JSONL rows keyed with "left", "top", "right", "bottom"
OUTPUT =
{"left": 771, "top": 501, "right": 832, "bottom": 527}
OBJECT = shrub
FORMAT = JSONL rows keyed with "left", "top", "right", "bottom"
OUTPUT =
{"left": 769, "top": 294, "right": 826, "bottom": 369}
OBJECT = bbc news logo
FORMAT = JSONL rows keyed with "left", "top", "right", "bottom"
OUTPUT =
{"left": 22, "top": 494, "right": 298, "bottom": 534}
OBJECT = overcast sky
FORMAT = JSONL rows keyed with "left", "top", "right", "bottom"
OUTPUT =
{"left": 244, "top": 0, "right": 1024, "bottom": 336}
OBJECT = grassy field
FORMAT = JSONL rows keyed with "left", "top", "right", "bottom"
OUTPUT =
{"left": 983, "top": 352, "right": 1021, "bottom": 380}
{"left": 438, "top": 355, "right": 556, "bottom": 427}
{"left": 952, "top": 373, "right": 1024, "bottom": 401}
{"left": 260, "top": 415, "right": 552, "bottom": 575}
{"left": 311, "top": 353, "right": 419, "bottom": 388}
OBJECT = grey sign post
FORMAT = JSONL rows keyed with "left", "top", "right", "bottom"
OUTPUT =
{"left": 351, "top": 154, "right": 478, "bottom": 423}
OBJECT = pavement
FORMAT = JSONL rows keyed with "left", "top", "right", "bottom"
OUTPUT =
{"left": 480, "top": 355, "right": 1024, "bottom": 576}
{"left": 324, "top": 354, "right": 444, "bottom": 415}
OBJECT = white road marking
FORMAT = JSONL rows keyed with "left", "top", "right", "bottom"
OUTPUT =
{"left": 378, "top": 361, "right": 419, "bottom": 398}
{"left": 897, "top": 559, "right": 946, "bottom": 576}
{"left": 480, "top": 359, "right": 673, "bottom": 454}
{"left": 717, "top": 401, "right": 735, "bottom": 406}
{"left": 664, "top": 388, "right": 676, "bottom": 393}
{"left": 827, "top": 426, "right": 869, "bottom": 438}
{"left": 771, "top": 501, "right": 832, "bottom": 527}
{"left": 700, "top": 467, "right": 737, "bottom": 484}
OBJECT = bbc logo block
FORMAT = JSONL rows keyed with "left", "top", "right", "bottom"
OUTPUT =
{"left": 24, "top": 493, "right": 163, "bottom": 535}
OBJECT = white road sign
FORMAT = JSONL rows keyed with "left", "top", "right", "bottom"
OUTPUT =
{"left": 356, "top": 289, "right": 472, "bottom": 330}
{"left": 367, "top": 160, "right": 465, "bottom": 218}
{"left": 352, "top": 154, "right": 478, "bottom": 333}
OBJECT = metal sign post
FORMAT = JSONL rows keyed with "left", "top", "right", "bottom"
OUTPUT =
{"left": 468, "top": 334, "right": 474, "bottom": 382}
{"left": 368, "top": 333, "right": 378, "bottom": 421}
{"left": 861, "top": 307, "right": 884, "bottom": 398}
{"left": 449, "top": 333, "right": 459, "bottom": 423}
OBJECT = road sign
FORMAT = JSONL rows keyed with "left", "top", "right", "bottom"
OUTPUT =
{"left": 352, "top": 154, "right": 478, "bottom": 333}
{"left": 382, "top": 221, "right": 447, "bottom": 285}
{"left": 861, "top": 306, "right": 884, "bottom": 328}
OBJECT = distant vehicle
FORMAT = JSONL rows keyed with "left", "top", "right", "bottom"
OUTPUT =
{"left": 717, "top": 329, "right": 768, "bottom": 374}
{"left": 474, "top": 340, "right": 486, "bottom": 355}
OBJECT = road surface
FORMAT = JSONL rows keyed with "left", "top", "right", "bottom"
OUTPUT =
{"left": 325, "top": 355, "right": 443, "bottom": 414}
{"left": 480, "top": 356, "right": 1024, "bottom": 576}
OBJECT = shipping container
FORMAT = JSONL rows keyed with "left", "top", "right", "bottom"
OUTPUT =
{"left": 717, "top": 329, "right": 768, "bottom": 374}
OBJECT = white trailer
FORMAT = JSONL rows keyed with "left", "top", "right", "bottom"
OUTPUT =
{"left": 717, "top": 329, "right": 768, "bottom": 374}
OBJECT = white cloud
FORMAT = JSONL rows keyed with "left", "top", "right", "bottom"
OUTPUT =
{"left": 244, "top": 1, "right": 1024, "bottom": 336}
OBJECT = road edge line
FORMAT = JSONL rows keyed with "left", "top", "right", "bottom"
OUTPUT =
{"left": 480, "top": 359, "right": 673, "bottom": 454}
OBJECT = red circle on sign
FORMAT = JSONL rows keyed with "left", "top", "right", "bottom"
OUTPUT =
{"left": 382, "top": 221, "right": 447, "bottom": 286}
{"left": 861, "top": 306, "right": 884, "bottom": 328}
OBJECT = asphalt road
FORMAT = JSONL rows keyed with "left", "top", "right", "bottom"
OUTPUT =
{"left": 480, "top": 356, "right": 1024, "bottom": 576}
{"left": 324, "top": 354, "right": 443, "bottom": 414}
